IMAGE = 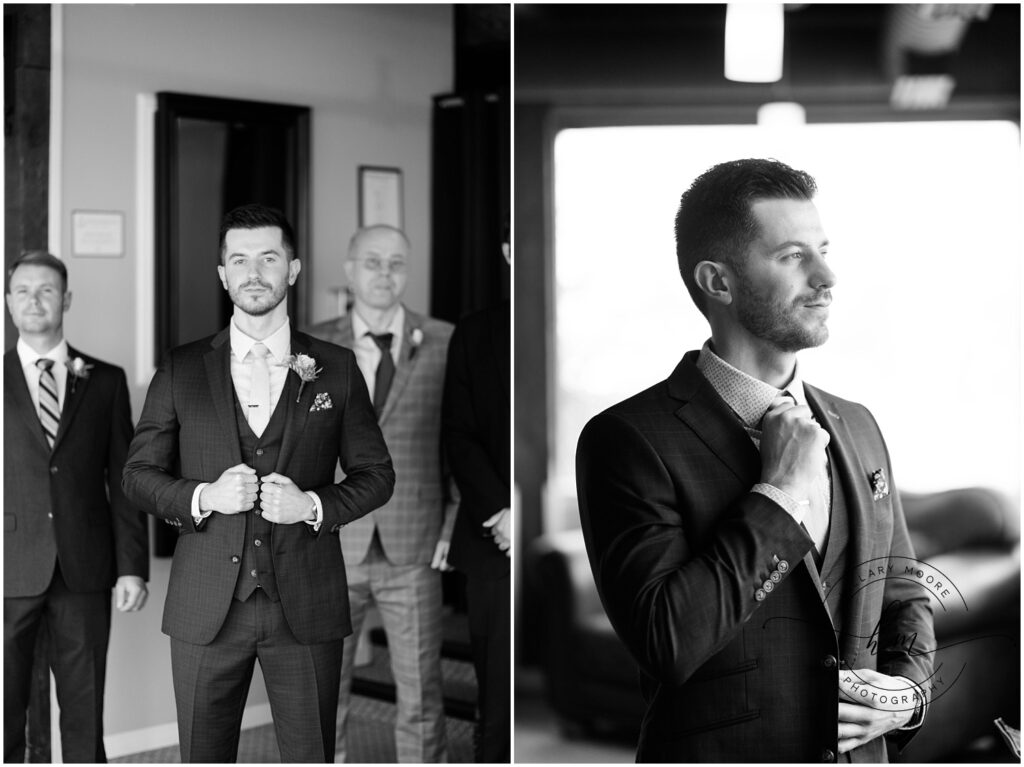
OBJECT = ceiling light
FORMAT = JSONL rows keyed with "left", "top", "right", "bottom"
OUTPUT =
{"left": 725, "top": 4, "right": 785, "bottom": 83}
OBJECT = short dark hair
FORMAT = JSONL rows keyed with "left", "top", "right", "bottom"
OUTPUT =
{"left": 219, "top": 203, "right": 296, "bottom": 262}
{"left": 675, "top": 158, "right": 817, "bottom": 316}
{"left": 7, "top": 250, "right": 68, "bottom": 293}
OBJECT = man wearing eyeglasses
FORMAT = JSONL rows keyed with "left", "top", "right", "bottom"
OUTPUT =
{"left": 306, "top": 225, "right": 456, "bottom": 762}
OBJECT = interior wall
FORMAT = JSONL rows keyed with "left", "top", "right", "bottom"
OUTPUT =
{"left": 57, "top": 3, "right": 452, "bottom": 744}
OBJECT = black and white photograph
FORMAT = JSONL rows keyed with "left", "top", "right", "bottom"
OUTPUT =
{"left": 5, "top": 4, "right": 508, "bottom": 763}
{"left": 514, "top": 3, "right": 1020, "bottom": 764}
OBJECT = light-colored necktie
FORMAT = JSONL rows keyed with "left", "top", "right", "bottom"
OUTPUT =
{"left": 36, "top": 359, "right": 60, "bottom": 449}
{"left": 248, "top": 343, "right": 271, "bottom": 437}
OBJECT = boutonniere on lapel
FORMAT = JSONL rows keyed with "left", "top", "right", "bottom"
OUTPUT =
{"left": 65, "top": 357, "right": 93, "bottom": 394}
{"left": 408, "top": 327, "right": 424, "bottom": 360}
{"left": 281, "top": 353, "right": 322, "bottom": 403}
{"left": 309, "top": 392, "right": 333, "bottom": 412}
{"left": 870, "top": 468, "right": 890, "bottom": 501}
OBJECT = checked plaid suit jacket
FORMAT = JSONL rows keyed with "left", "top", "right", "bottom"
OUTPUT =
{"left": 576, "top": 351, "right": 935, "bottom": 763}
{"left": 305, "top": 307, "right": 456, "bottom": 566}
{"left": 122, "top": 328, "right": 394, "bottom": 646}
{"left": 5, "top": 347, "right": 149, "bottom": 597}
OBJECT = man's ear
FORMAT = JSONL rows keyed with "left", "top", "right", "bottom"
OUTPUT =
{"left": 693, "top": 261, "right": 733, "bottom": 307}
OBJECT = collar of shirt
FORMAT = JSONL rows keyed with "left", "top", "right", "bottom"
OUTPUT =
{"left": 351, "top": 304, "right": 405, "bottom": 361}
{"left": 696, "top": 340, "right": 807, "bottom": 429}
{"left": 229, "top": 317, "right": 291, "bottom": 364}
{"left": 17, "top": 336, "right": 69, "bottom": 371}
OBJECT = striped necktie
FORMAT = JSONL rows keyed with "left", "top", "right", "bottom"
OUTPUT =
{"left": 36, "top": 359, "right": 60, "bottom": 449}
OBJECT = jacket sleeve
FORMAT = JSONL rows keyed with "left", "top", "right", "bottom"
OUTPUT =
{"left": 576, "top": 409, "right": 813, "bottom": 687}
{"left": 312, "top": 349, "right": 395, "bottom": 533}
{"left": 108, "top": 366, "right": 150, "bottom": 579}
{"left": 122, "top": 353, "right": 204, "bottom": 531}
{"left": 442, "top": 319, "right": 509, "bottom": 523}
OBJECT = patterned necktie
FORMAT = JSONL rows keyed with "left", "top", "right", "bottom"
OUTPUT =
{"left": 248, "top": 343, "right": 271, "bottom": 438}
{"left": 36, "top": 359, "right": 60, "bottom": 449}
{"left": 370, "top": 332, "right": 395, "bottom": 418}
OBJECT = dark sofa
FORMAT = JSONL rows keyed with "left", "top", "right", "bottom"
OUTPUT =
{"left": 525, "top": 487, "right": 1020, "bottom": 761}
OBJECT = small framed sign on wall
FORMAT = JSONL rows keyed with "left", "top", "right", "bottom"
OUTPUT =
{"left": 358, "top": 166, "right": 403, "bottom": 228}
{"left": 71, "top": 210, "right": 125, "bottom": 257}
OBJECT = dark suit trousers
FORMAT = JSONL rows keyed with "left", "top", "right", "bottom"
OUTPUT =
{"left": 466, "top": 573, "right": 510, "bottom": 763}
{"left": 4, "top": 566, "right": 111, "bottom": 763}
{"left": 170, "top": 590, "right": 343, "bottom": 763}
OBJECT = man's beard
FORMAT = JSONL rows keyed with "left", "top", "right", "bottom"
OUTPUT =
{"left": 229, "top": 279, "right": 288, "bottom": 317}
{"left": 733, "top": 271, "right": 830, "bottom": 353}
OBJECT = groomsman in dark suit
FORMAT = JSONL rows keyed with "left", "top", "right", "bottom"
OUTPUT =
{"left": 4, "top": 250, "right": 149, "bottom": 763}
{"left": 442, "top": 234, "right": 511, "bottom": 762}
{"left": 576, "top": 160, "right": 935, "bottom": 762}
{"left": 123, "top": 204, "right": 394, "bottom": 763}
{"left": 306, "top": 225, "right": 455, "bottom": 762}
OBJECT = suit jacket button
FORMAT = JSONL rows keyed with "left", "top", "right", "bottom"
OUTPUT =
{"left": 231, "top": 556, "right": 240, "bottom": 564}
{"left": 822, "top": 655, "right": 837, "bottom": 669}
{"left": 254, "top": 539, "right": 262, "bottom": 547}
{"left": 822, "top": 748, "right": 836, "bottom": 762}
{"left": 777, "top": 560, "right": 790, "bottom": 573}
{"left": 754, "top": 589, "right": 766, "bottom": 601}
{"left": 47, "top": 512, "right": 53, "bottom": 519}
{"left": 49, "top": 466, "right": 58, "bottom": 475}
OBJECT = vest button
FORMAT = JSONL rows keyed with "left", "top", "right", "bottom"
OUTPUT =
{"left": 231, "top": 556, "right": 240, "bottom": 564}
{"left": 50, "top": 466, "right": 58, "bottom": 475}
{"left": 822, "top": 748, "right": 836, "bottom": 762}
{"left": 256, "top": 448, "right": 265, "bottom": 456}
{"left": 250, "top": 569, "right": 257, "bottom": 578}
{"left": 822, "top": 655, "right": 837, "bottom": 669}
{"left": 254, "top": 539, "right": 262, "bottom": 547}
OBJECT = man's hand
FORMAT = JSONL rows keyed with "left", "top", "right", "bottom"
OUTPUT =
{"left": 259, "top": 473, "right": 316, "bottom": 525}
{"left": 199, "top": 463, "right": 258, "bottom": 514}
{"left": 837, "top": 668, "right": 917, "bottom": 754}
{"left": 115, "top": 575, "right": 148, "bottom": 612}
{"left": 760, "top": 395, "right": 830, "bottom": 502}
{"left": 483, "top": 508, "right": 511, "bottom": 556}
{"left": 431, "top": 540, "right": 453, "bottom": 571}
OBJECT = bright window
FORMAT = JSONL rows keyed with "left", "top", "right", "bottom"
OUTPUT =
{"left": 551, "top": 120, "right": 1020, "bottom": 532}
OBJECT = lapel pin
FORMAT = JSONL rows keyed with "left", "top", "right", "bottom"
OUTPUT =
{"left": 827, "top": 409, "right": 841, "bottom": 420}
{"left": 870, "top": 468, "right": 889, "bottom": 500}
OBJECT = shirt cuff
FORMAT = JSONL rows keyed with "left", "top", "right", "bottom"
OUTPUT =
{"left": 191, "top": 483, "right": 213, "bottom": 524}
{"left": 304, "top": 491, "right": 323, "bottom": 531}
{"left": 752, "top": 483, "right": 810, "bottom": 523}
{"left": 894, "top": 676, "right": 928, "bottom": 730}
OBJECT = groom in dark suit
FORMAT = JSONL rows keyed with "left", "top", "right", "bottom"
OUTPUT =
{"left": 123, "top": 204, "right": 394, "bottom": 763}
{"left": 577, "top": 159, "right": 935, "bottom": 762}
{"left": 4, "top": 250, "right": 149, "bottom": 763}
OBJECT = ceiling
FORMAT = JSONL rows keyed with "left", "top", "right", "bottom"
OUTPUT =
{"left": 514, "top": 4, "right": 1019, "bottom": 112}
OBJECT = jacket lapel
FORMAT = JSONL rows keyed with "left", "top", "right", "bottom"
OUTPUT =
{"left": 4, "top": 350, "right": 50, "bottom": 452}
{"left": 379, "top": 306, "right": 420, "bottom": 425}
{"left": 204, "top": 329, "right": 243, "bottom": 465}
{"left": 276, "top": 332, "right": 313, "bottom": 470}
{"left": 490, "top": 302, "right": 510, "bottom": 404}
{"left": 667, "top": 352, "right": 761, "bottom": 486}
{"left": 51, "top": 346, "right": 88, "bottom": 452}
{"left": 804, "top": 384, "right": 875, "bottom": 645}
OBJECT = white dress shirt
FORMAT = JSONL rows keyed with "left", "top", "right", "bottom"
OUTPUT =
{"left": 17, "top": 337, "right": 70, "bottom": 413}
{"left": 350, "top": 304, "right": 405, "bottom": 401}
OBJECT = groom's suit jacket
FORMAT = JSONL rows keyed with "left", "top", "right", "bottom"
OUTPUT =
{"left": 306, "top": 307, "right": 455, "bottom": 566}
{"left": 4, "top": 347, "right": 149, "bottom": 598}
{"left": 576, "top": 351, "right": 935, "bottom": 763}
{"left": 122, "top": 328, "right": 394, "bottom": 646}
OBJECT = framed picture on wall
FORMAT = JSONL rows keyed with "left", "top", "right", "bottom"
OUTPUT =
{"left": 358, "top": 165, "right": 403, "bottom": 228}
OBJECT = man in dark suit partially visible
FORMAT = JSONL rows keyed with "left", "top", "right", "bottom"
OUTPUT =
{"left": 4, "top": 250, "right": 149, "bottom": 763}
{"left": 442, "top": 233, "right": 511, "bottom": 762}
{"left": 123, "top": 204, "right": 395, "bottom": 763}
{"left": 576, "top": 159, "right": 935, "bottom": 762}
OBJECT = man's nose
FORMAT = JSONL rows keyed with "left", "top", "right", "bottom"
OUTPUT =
{"left": 809, "top": 252, "right": 836, "bottom": 290}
